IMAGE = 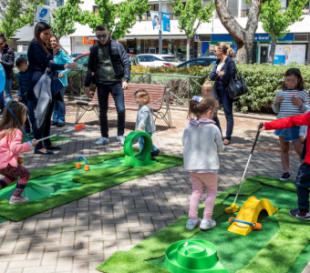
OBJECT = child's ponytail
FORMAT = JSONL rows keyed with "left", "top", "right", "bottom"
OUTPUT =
{"left": 189, "top": 96, "right": 217, "bottom": 119}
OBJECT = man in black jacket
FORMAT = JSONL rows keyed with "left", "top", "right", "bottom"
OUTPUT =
{"left": 84, "top": 25, "right": 131, "bottom": 145}
{"left": 0, "top": 33, "right": 15, "bottom": 112}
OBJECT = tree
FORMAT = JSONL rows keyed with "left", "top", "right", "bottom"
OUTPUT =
{"left": 215, "top": 0, "right": 262, "bottom": 64}
{"left": 260, "top": 0, "right": 308, "bottom": 64}
{"left": 0, "top": 0, "right": 43, "bottom": 39}
{"left": 172, "top": 0, "right": 214, "bottom": 61}
{"left": 51, "top": 0, "right": 82, "bottom": 38}
{"left": 78, "top": 0, "right": 149, "bottom": 40}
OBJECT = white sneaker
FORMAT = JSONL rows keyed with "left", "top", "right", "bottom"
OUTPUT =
{"left": 116, "top": 135, "right": 125, "bottom": 145}
{"left": 9, "top": 195, "right": 28, "bottom": 205}
{"left": 95, "top": 137, "right": 109, "bottom": 145}
{"left": 186, "top": 218, "right": 200, "bottom": 230}
{"left": 200, "top": 219, "right": 216, "bottom": 231}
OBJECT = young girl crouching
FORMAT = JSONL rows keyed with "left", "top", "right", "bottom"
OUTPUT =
{"left": 0, "top": 101, "right": 38, "bottom": 204}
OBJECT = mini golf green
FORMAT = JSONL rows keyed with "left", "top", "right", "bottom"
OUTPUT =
{"left": 164, "top": 239, "right": 228, "bottom": 273}
{"left": 97, "top": 176, "right": 310, "bottom": 273}
{"left": 0, "top": 151, "right": 182, "bottom": 221}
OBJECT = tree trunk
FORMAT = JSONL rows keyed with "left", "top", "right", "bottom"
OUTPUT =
{"left": 215, "top": 0, "right": 261, "bottom": 64}
{"left": 186, "top": 37, "right": 191, "bottom": 61}
{"left": 269, "top": 36, "right": 277, "bottom": 64}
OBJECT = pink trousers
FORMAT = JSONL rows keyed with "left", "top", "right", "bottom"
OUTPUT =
{"left": 188, "top": 172, "right": 218, "bottom": 220}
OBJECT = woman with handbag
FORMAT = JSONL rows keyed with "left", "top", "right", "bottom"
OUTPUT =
{"left": 210, "top": 43, "right": 236, "bottom": 145}
{"left": 27, "top": 22, "right": 76, "bottom": 154}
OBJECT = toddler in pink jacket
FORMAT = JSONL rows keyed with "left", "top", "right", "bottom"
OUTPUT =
{"left": 0, "top": 101, "right": 38, "bottom": 204}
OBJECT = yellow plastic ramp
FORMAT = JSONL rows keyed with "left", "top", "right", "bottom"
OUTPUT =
{"left": 228, "top": 196, "right": 277, "bottom": 236}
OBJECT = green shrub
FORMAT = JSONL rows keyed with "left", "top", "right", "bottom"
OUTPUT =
{"left": 132, "top": 64, "right": 310, "bottom": 113}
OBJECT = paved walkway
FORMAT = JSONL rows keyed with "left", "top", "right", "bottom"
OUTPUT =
{"left": 0, "top": 109, "right": 303, "bottom": 273}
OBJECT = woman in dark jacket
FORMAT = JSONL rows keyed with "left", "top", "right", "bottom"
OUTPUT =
{"left": 27, "top": 22, "right": 76, "bottom": 154}
{"left": 210, "top": 43, "right": 236, "bottom": 145}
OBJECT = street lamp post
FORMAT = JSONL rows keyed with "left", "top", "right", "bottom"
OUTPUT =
{"left": 158, "top": 0, "right": 163, "bottom": 54}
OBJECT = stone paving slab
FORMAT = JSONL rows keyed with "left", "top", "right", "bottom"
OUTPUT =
{"left": 0, "top": 109, "right": 303, "bottom": 273}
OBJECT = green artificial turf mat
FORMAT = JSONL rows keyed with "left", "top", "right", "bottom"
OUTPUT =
{"left": 97, "top": 176, "right": 310, "bottom": 273}
{"left": 0, "top": 153, "right": 182, "bottom": 221}
{"left": 290, "top": 241, "right": 310, "bottom": 273}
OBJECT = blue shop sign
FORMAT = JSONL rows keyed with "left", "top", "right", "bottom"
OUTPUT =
{"left": 211, "top": 33, "right": 294, "bottom": 43}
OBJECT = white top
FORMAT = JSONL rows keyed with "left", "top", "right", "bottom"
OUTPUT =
{"left": 216, "top": 62, "right": 225, "bottom": 72}
{"left": 183, "top": 119, "right": 224, "bottom": 173}
{"left": 272, "top": 89, "right": 309, "bottom": 118}
{"left": 135, "top": 105, "right": 156, "bottom": 133}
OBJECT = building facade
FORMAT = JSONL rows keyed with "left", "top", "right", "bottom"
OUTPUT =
{"left": 15, "top": 0, "right": 310, "bottom": 64}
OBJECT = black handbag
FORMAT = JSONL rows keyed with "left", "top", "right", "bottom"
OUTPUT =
{"left": 227, "top": 69, "right": 248, "bottom": 100}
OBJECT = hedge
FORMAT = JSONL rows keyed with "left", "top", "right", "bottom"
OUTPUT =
{"left": 11, "top": 64, "right": 310, "bottom": 113}
{"left": 131, "top": 64, "right": 310, "bottom": 113}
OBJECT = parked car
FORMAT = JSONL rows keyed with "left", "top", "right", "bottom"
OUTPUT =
{"left": 177, "top": 57, "right": 217, "bottom": 68}
{"left": 15, "top": 51, "right": 28, "bottom": 61}
{"left": 136, "top": 54, "right": 180, "bottom": 67}
{"left": 74, "top": 53, "right": 137, "bottom": 69}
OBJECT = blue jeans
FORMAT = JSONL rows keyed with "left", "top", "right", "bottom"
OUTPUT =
{"left": 0, "top": 79, "right": 13, "bottom": 110}
{"left": 295, "top": 163, "right": 310, "bottom": 212}
{"left": 97, "top": 83, "right": 125, "bottom": 137}
{"left": 52, "top": 87, "right": 66, "bottom": 124}
{"left": 217, "top": 89, "right": 234, "bottom": 140}
{"left": 138, "top": 134, "right": 159, "bottom": 153}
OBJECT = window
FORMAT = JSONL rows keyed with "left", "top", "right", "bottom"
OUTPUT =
{"left": 162, "top": 56, "right": 178, "bottom": 62}
{"left": 241, "top": 0, "right": 250, "bottom": 17}
{"left": 227, "top": 0, "right": 239, "bottom": 17}
{"left": 56, "top": 0, "right": 64, "bottom": 6}
{"left": 138, "top": 55, "right": 154, "bottom": 62}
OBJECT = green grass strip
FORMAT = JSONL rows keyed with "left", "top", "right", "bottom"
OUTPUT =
{"left": 236, "top": 209, "right": 310, "bottom": 273}
{"left": 97, "top": 177, "right": 309, "bottom": 273}
{"left": 0, "top": 154, "right": 182, "bottom": 222}
{"left": 97, "top": 179, "right": 262, "bottom": 273}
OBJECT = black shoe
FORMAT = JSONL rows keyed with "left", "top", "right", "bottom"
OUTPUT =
{"left": 35, "top": 150, "right": 54, "bottom": 155}
{"left": 52, "top": 121, "right": 58, "bottom": 126}
{"left": 280, "top": 172, "right": 290, "bottom": 181}
{"left": 289, "top": 208, "right": 310, "bottom": 221}
{"left": 46, "top": 146, "right": 62, "bottom": 151}
{"left": 151, "top": 150, "right": 160, "bottom": 157}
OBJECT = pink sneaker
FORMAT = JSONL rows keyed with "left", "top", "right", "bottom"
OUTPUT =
{"left": 9, "top": 195, "right": 28, "bottom": 205}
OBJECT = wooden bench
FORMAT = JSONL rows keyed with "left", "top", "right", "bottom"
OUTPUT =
{"left": 74, "top": 83, "right": 172, "bottom": 127}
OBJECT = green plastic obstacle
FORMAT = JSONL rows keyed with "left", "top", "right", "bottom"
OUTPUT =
{"left": 123, "top": 131, "right": 154, "bottom": 167}
{"left": 164, "top": 239, "right": 228, "bottom": 273}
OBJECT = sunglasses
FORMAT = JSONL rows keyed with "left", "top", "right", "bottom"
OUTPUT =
{"left": 96, "top": 34, "right": 108, "bottom": 41}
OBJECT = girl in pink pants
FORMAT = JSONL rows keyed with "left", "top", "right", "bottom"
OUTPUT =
{"left": 0, "top": 101, "right": 38, "bottom": 204}
{"left": 183, "top": 96, "right": 223, "bottom": 231}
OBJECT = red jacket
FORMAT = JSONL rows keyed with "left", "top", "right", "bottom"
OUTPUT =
{"left": 264, "top": 112, "right": 310, "bottom": 165}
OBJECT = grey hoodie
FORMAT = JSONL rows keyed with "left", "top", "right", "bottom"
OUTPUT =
{"left": 183, "top": 119, "right": 224, "bottom": 173}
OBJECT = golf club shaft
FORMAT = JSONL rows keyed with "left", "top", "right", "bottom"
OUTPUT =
{"left": 36, "top": 133, "right": 59, "bottom": 143}
{"left": 232, "top": 128, "right": 261, "bottom": 204}
{"left": 233, "top": 153, "right": 253, "bottom": 204}
{"left": 36, "top": 129, "right": 73, "bottom": 143}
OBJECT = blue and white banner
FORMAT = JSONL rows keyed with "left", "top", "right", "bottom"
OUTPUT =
{"left": 162, "top": 12, "right": 171, "bottom": 32}
{"left": 35, "top": 6, "right": 51, "bottom": 23}
{"left": 151, "top": 11, "right": 160, "bottom": 31}
{"left": 0, "top": 64, "right": 5, "bottom": 95}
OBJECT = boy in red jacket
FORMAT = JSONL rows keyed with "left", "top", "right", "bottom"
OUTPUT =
{"left": 261, "top": 112, "right": 310, "bottom": 220}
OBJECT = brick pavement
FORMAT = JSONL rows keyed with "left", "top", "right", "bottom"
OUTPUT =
{"left": 0, "top": 109, "right": 303, "bottom": 273}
